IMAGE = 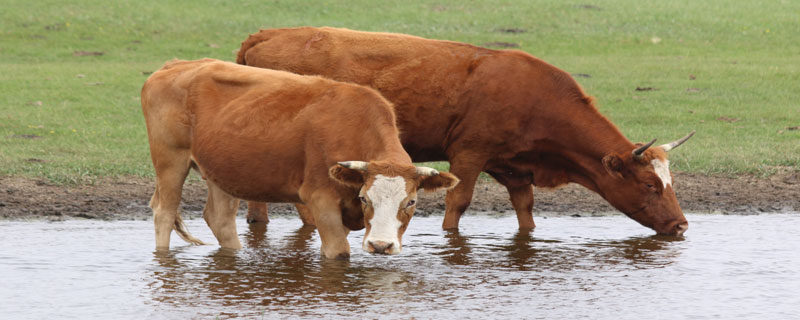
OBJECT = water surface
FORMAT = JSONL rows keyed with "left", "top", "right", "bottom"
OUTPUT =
{"left": 1, "top": 214, "right": 798, "bottom": 319}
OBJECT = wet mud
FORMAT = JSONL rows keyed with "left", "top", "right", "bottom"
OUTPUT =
{"left": 1, "top": 172, "right": 798, "bottom": 221}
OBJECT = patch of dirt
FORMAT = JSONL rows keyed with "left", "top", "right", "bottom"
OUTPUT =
{"left": 482, "top": 42, "right": 520, "bottom": 48}
{"left": 496, "top": 28, "right": 526, "bottom": 34}
{"left": 717, "top": 116, "right": 740, "bottom": 123}
{"left": 73, "top": 51, "right": 104, "bottom": 56}
{"left": 1, "top": 172, "right": 798, "bottom": 221}
{"left": 8, "top": 134, "right": 42, "bottom": 139}
{"left": 579, "top": 4, "right": 603, "bottom": 11}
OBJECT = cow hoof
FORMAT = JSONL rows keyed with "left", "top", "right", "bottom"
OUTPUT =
{"left": 335, "top": 252, "right": 350, "bottom": 260}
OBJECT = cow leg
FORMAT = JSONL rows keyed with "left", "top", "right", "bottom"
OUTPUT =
{"left": 507, "top": 184, "right": 535, "bottom": 230}
{"left": 246, "top": 201, "right": 269, "bottom": 224}
{"left": 487, "top": 170, "right": 536, "bottom": 230}
{"left": 307, "top": 195, "right": 350, "bottom": 259}
{"left": 203, "top": 180, "right": 242, "bottom": 249}
{"left": 442, "top": 162, "right": 482, "bottom": 230}
{"left": 294, "top": 203, "right": 316, "bottom": 226}
{"left": 150, "top": 150, "right": 204, "bottom": 249}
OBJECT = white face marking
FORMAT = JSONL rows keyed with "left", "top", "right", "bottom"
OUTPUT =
{"left": 363, "top": 175, "right": 407, "bottom": 254}
{"left": 651, "top": 159, "right": 672, "bottom": 189}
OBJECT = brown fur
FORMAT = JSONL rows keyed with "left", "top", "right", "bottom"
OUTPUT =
{"left": 141, "top": 59, "right": 458, "bottom": 259}
{"left": 237, "top": 27, "right": 689, "bottom": 235}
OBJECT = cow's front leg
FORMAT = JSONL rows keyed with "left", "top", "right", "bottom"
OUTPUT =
{"left": 246, "top": 201, "right": 269, "bottom": 224}
{"left": 507, "top": 184, "right": 535, "bottom": 230}
{"left": 294, "top": 203, "right": 316, "bottom": 226}
{"left": 442, "top": 160, "right": 482, "bottom": 230}
{"left": 308, "top": 197, "right": 351, "bottom": 260}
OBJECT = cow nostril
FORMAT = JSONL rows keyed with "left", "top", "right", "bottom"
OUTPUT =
{"left": 368, "top": 241, "right": 393, "bottom": 254}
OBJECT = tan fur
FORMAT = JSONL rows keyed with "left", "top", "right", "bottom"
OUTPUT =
{"left": 237, "top": 27, "right": 689, "bottom": 235}
{"left": 142, "top": 59, "right": 458, "bottom": 258}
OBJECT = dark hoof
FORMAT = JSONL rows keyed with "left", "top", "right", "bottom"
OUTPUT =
{"left": 246, "top": 218, "right": 268, "bottom": 224}
{"left": 335, "top": 252, "right": 350, "bottom": 260}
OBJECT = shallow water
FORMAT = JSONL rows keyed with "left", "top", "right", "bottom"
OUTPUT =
{"left": 1, "top": 214, "right": 799, "bottom": 319}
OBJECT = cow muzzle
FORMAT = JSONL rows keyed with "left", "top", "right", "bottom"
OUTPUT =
{"left": 367, "top": 240, "right": 394, "bottom": 254}
{"left": 657, "top": 220, "right": 689, "bottom": 236}
{"left": 363, "top": 238, "right": 401, "bottom": 255}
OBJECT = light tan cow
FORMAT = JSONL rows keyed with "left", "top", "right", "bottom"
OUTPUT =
{"left": 141, "top": 59, "right": 458, "bottom": 259}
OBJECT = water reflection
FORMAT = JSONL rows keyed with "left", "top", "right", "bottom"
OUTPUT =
{"left": 579, "top": 234, "right": 684, "bottom": 271}
{"left": 145, "top": 218, "right": 687, "bottom": 318}
{"left": 5, "top": 215, "right": 797, "bottom": 319}
{"left": 434, "top": 230, "right": 473, "bottom": 265}
{"left": 501, "top": 230, "right": 547, "bottom": 270}
{"left": 433, "top": 230, "right": 684, "bottom": 272}
{"left": 147, "top": 225, "right": 421, "bottom": 317}
{"left": 243, "top": 222, "right": 269, "bottom": 248}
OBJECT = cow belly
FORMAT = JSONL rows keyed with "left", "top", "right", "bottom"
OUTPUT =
{"left": 191, "top": 146, "right": 303, "bottom": 204}
{"left": 202, "top": 169, "right": 303, "bottom": 203}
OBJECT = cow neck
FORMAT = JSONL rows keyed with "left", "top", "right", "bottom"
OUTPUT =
{"left": 364, "top": 128, "right": 414, "bottom": 166}
{"left": 548, "top": 103, "right": 635, "bottom": 194}
{"left": 372, "top": 150, "right": 414, "bottom": 166}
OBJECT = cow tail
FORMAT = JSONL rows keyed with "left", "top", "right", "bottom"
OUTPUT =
{"left": 173, "top": 212, "right": 205, "bottom": 245}
{"left": 236, "top": 29, "right": 272, "bottom": 65}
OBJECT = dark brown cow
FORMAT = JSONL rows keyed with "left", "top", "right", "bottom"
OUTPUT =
{"left": 237, "top": 27, "right": 694, "bottom": 236}
{"left": 141, "top": 59, "right": 459, "bottom": 259}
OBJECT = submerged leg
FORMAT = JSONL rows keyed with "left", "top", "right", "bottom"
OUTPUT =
{"left": 150, "top": 150, "right": 203, "bottom": 249}
{"left": 246, "top": 201, "right": 269, "bottom": 224}
{"left": 307, "top": 194, "right": 350, "bottom": 259}
{"left": 487, "top": 170, "right": 536, "bottom": 230}
{"left": 203, "top": 181, "right": 242, "bottom": 249}
{"left": 507, "top": 184, "right": 535, "bottom": 230}
{"left": 442, "top": 160, "right": 482, "bottom": 230}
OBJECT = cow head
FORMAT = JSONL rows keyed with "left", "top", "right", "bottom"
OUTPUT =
{"left": 599, "top": 131, "right": 695, "bottom": 236}
{"left": 329, "top": 160, "right": 459, "bottom": 254}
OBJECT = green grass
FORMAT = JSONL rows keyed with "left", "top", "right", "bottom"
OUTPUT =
{"left": 1, "top": 0, "right": 798, "bottom": 183}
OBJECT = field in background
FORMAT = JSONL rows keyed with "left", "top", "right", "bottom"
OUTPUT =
{"left": 1, "top": 0, "right": 798, "bottom": 184}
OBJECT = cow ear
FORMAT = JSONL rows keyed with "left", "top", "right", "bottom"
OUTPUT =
{"left": 329, "top": 164, "right": 365, "bottom": 187}
{"left": 418, "top": 171, "right": 460, "bottom": 192}
{"left": 602, "top": 155, "right": 624, "bottom": 179}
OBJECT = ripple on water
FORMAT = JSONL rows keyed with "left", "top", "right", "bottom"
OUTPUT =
{"left": 1, "top": 214, "right": 799, "bottom": 319}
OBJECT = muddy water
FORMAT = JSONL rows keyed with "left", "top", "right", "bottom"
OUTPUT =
{"left": 1, "top": 214, "right": 799, "bottom": 319}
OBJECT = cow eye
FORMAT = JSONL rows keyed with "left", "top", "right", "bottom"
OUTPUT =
{"left": 405, "top": 199, "right": 416, "bottom": 208}
{"left": 358, "top": 196, "right": 367, "bottom": 204}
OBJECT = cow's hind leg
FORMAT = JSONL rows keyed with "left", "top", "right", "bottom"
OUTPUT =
{"left": 204, "top": 180, "right": 242, "bottom": 249}
{"left": 487, "top": 171, "right": 536, "bottom": 230}
{"left": 151, "top": 149, "right": 204, "bottom": 249}
{"left": 246, "top": 202, "right": 316, "bottom": 226}
{"left": 507, "top": 184, "right": 535, "bottom": 230}
{"left": 246, "top": 201, "right": 269, "bottom": 224}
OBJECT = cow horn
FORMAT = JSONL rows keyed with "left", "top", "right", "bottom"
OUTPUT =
{"left": 415, "top": 166, "right": 439, "bottom": 176}
{"left": 338, "top": 161, "right": 369, "bottom": 171}
{"left": 660, "top": 130, "right": 696, "bottom": 152}
{"left": 632, "top": 139, "right": 657, "bottom": 159}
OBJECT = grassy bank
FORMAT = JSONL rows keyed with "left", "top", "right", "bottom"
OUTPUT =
{"left": 1, "top": 0, "right": 798, "bottom": 184}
